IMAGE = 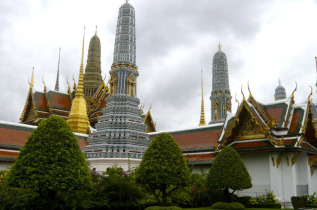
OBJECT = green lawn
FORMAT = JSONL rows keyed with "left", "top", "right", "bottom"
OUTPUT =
{"left": 183, "top": 208, "right": 293, "bottom": 210}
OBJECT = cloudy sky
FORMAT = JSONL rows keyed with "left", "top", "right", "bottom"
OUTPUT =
{"left": 0, "top": 0, "right": 317, "bottom": 131}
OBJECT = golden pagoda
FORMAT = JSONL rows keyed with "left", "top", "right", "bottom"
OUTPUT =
{"left": 67, "top": 28, "right": 90, "bottom": 134}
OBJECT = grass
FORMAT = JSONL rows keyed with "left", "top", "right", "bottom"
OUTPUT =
{"left": 183, "top": 208, "right": 293, "bottom": 210}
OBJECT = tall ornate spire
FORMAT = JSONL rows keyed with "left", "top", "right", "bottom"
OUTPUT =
{"left": 199, "top": 69, "right": 206, "bottom": 126}
{"left": 112, "top": 1, "right": 136, "bottom": 66}
{"left": 67, "top": 28, "right": 90, "bottom": 134}
{"left": 55, "top": 48, "right": 61, "bottom": 91}
{"left": 83, "top": 28, "right": 103, "bottom": 104}
{"left": 210, "top": 43, "right": 232, "bottom": 124}
{"left": 83, "top": 2, "right": 149, "bottom": 168}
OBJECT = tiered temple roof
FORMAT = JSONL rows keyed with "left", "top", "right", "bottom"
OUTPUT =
{"left": 149, "top": 87, "right": 317, "bottom": 171}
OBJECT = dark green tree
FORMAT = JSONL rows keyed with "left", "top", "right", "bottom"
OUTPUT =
{"left": 206, "top": 146, "right": 252, "bottom": 202}
{"left": 136, "top": 133, "right": 191, "bottom": 206}
{"left": 7, "top": 116, "right": 92, "bottom": 207}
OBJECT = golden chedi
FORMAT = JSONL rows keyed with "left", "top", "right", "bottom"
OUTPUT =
{"left": 67, "top": 28, "right": 90, "bottom": 134}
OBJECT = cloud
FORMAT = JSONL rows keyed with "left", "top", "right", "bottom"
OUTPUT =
{"left": 0, "top": 0, "right": 316, "bottom": 132}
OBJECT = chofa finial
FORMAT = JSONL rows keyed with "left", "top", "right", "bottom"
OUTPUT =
{"left": 308, "top": 86, "right": 313, "bottom": 103}
{"left": 247, "top": 81, "right": 253, "bottom": 98}
{"left": 291, "top": 81, "right": 297, "bottom": 99}
{"left": 241, "top": 85, "right": 246, "bottom": 102}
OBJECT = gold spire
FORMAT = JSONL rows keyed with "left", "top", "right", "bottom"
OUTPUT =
{"left": 67, "top": 27, "right": 90, "bottom": 134}
{"left": 28, "top": 67, "right": 34, "bottom": 88}
{"left": 199, "top": 69, "right": 206, "bottom": 126}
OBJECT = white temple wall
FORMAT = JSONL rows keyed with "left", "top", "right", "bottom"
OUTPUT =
{"left": 191, "top": 165, "right": 210, "bottom": 175}
{"left": 308, "top": 168, "right": 317, "bottom": 194}
{"left": 269, "top": 153, "right": 283, "bottom": 200}
{"left": 236, "top": 153, "right": 270, "bottom": 197}
{"left": 87, "top": 158, "right": 141, "bottom": 173}
{"left": 295, "top": 152, "right": 309, "bottom": 195}
{"left": 0, "top": 162, "right": 12, "bottom": 171}
{"left": 280, "top": 152, "right": 297, "bottom": 205}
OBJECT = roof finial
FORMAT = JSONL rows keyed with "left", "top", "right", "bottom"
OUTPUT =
{"left": 308, "top": 85, "right": 313, "bottom": 103}
{"left": 72, "top": 74, "right": 77, "bottom": 91}
{"left": 199, "top": 69, "right": 206, "bottom": 126}
{"left": 218, "top": 41, "right": 222, "bottom": 50}
{"left": 28, "top": 67, "right": 34, "bottom": 88}
{"left": 291, "top": 81, "right": 297, "bottom": 99}
{"left": 55, "top": 48, "right": 61, "bottom": 91}
{"left": 126, "top": 0, "right": 129, "bottom": 3}
{"left": 247, "top": 81, "right": 253, "bottom": 98}
{"left": 42, "top": 76, "right": 47, "bottom": 92}
{"left": 241, "top": 85, "right": 246, "bottom": 102}
{"left": 278, "top": 78, "right": 281, "bottom": 86}
{"left": 235, "top": 93, "right": 240, "bottom": 107}
{"left": 95, "top": 26, "right": 98, "bottom": 35}
{"left": 67, "top": 77, "right": 71, "bottom": 94}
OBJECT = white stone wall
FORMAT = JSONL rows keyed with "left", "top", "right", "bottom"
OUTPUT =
{"left": 0, "top": 162, "right": 12, "bottom": 171}
{"left": 87, "top": 158, "right": 141, "bottom": 173}
{"left": 236, "top": 153, "right": 270, "bottom": 197}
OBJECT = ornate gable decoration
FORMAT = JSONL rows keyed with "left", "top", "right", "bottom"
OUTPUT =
{"left": 20, "top": 88, "right": 37, "bottom": 124}
{"left": 297, "top": 91, "right": 317, "bottom": 147}
{"left": 221, "top": 101, "right": 284, "bottom": 148}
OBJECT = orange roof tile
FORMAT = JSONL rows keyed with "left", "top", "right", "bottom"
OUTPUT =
{"left": 49, "top": 92, "right": 71, "bottom": 110}
{"left": 0, "top": 151, "right": 18, "bottom": 158}
{"left": 289, "top": 110, "right": 300, "bottom": 132}
{"left": 264, "top": 107, "right": 284, "bottom": 124}
{"left": 34, "top": 92, "right": 48, "bottom": 111}
{"left": 185, "top": 153, "right": 215, "bottom": 162}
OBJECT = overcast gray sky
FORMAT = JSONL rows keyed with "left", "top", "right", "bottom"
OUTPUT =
{"left": 0, "top": 0, "right": 317, "bottom": 131}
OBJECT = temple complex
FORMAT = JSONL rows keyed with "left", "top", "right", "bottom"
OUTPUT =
{"left": 0, "top": 1, "right": 316, "bottom": 208}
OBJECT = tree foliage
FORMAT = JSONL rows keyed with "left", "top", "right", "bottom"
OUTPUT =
{"left": 7, "top": 116, "right": 92, "bottom": 198}
{"left": 206, "top": 146, "right": 252, "bottom": 201}
{"left": 90, "top": 166, "right": 143, "bottom": 209}
{"left": 136, "top": 133, "right": 191, "bottom": 206}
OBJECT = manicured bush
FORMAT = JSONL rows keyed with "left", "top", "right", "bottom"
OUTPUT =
{"left": 211, "top": 202, "right": 230, "bottom": 209}
{"left": 251, "top": 203, "right": 281, "bottom": 208}
{"left": 7, "top": 116, "right": 92, "bottom": 208}
{"left": 211, "top": 201, "right": 244, "bottom": 209}
{"left": 291, "top": 196, "right": 307, "bottom": 209}
{"left": 145, "top": 206, "right": 182, "bottom": 210}
{"left": 229, "top": 202, "right": 245, "bottom": 209}
{"left": 206, "top": 146, "right": 252, "bottom": 202}
{"left": 136, "top": 133, "right": 191, "bottom": 206}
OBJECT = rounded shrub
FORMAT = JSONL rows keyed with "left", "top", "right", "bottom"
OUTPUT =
{"left": 145, "top": 206, "right": 182, "bottom": 210}
{"left": 211, "top": 201, "right": 245, "bottom": 209}
{"left": 211, "top": 202, "right": 230, "bottom": 209}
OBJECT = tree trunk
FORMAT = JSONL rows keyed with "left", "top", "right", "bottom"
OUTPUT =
{"left": 162, "top": 185, "right": 167, "bottom": 206}
{"left": 224, "top": 187, "right": 230, "bottom": 202}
